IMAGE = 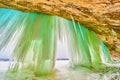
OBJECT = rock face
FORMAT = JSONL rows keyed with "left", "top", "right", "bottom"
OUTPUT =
{"left": 0, "top": 0, "right": 120, "bottom": 55}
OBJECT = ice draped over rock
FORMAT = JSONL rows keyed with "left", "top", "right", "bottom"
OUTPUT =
{"left": 0, "top": 8, "right": 117, "bottom": 76}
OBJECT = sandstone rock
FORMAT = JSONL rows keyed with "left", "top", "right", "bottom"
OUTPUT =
{"left": 0, "top": 0, "right": 120, "bottom": 56}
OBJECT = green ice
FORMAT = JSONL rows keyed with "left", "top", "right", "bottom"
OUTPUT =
{"left": 0, "top": 8, "right": 116, "bottom": 76}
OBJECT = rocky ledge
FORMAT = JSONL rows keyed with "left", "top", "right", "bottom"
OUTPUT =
{"left": 0, "top": 0, "right": 120, "bottom": 56}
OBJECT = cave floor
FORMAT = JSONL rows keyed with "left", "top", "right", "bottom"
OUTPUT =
{"left": 0, "top": 60, "right": 120, "bottom": 80}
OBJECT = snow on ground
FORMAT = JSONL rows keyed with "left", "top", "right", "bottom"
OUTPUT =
{"left": 0, "top": 60, "right": 120, "bottom": 80}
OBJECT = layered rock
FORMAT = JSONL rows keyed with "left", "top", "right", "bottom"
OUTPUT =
{"left": 0, "top": 0, "right": 120, "bottom": 56}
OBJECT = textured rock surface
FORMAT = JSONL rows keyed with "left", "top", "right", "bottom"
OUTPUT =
{"left": 0, "top": 0, "right": 120, "bottom": 55}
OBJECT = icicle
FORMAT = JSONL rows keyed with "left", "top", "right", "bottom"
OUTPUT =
{"left": 58, "top": 16, "right": 116, "bottom": 70}
{"left": 0, "top": 8, "right": 120, "bottom": 77}
{"left": 0, "top": 8, "right": 56, "bottom": 76}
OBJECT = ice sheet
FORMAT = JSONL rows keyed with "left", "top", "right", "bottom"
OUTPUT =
{"left": 0, "top": 61, "right": 120, "bottom": 80}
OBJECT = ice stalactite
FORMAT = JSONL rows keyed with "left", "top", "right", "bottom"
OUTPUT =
{"left": 0, "top": 8, "right": 56, "bottom": 76}
{"left": 0, "top": 8, "right": 119, "bottom": 76}
{"left": 57, "top": 17, "right": 113, "bottom": 70}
